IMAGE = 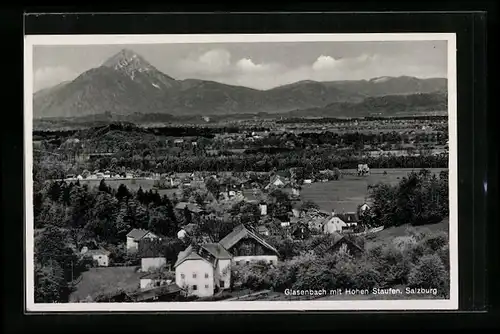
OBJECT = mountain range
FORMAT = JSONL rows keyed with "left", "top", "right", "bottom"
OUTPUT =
{"left": 33, "top": 49, "right": 448, "bottom": 119}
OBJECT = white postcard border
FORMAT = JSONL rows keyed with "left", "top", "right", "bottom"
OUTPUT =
{"left": 24, "top": 32, "right": 458, "bottom": 312}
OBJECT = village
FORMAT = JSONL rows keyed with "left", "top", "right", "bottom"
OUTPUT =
{"left": 71, "top": 167, "right": 380, "bottom": 302}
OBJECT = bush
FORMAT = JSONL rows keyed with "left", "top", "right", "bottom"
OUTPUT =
{"left": 351, "top": 261, "right": 383, "bottom": 290}
{"left": 407, "top": 253, "right": 449, "bottom": 297}
{"left": 421, "top": 231, "right": 448, "bottom": 252}
{"left": 232, "top": 262, "right": 273, "bottom": 291}
{"left": 437, "top": 244, "right": 450, "bottom": 271}
{"left": 376, "top": 243, "right": 413, "bottom": 285}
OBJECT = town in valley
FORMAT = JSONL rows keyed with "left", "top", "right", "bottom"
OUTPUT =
{"left": 31, "top": 42, "right": 451, "bottom": 303}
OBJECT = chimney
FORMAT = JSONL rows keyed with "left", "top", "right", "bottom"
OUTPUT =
{"left": 331, "top": 209, "right": 336, "bottom": 217}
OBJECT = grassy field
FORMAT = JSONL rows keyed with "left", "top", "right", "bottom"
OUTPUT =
{"left": 69, "top": 266, "right": 143, "bottom": 302}
{"left": 300, "top": 168, "right": 447, "bottom": 213}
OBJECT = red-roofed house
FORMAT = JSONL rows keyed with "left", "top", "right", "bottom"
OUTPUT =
{"left": 219, "top": 224, "right": 279, "bottom": 266}
{"left": 126, "top": 228, "right": 158, "bottom": 252}
{"left": 174, "top": 243, "right": 232, "bottom": 297}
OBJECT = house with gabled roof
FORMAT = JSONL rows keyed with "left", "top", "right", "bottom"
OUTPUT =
{"left": 323, "top": 216, "right": 348, "bottom": 234}
{"left": 313, "top": 231, "right": 364, "bottom": 258}
{"left": 126, "top": 228, "right": 158, "bottom": 252}
{"left": 219, "top": 224, "right": 279, "bottom": 266}
{"left": 174, "top": 243, "right": 232, "bottom": 297}
{"left": 264, "top": 175, "right": 285, "bottom": 190}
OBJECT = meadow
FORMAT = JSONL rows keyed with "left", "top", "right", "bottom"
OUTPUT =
{"left": 300, "top": 168, "right": 447, "bottom": 213}
{"left": 69, "top": 266, "right": 143, "bottom": 302}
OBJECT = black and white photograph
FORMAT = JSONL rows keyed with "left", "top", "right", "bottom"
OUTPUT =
{"left": 24, "top": 33, "right": 458, "bottom": 311}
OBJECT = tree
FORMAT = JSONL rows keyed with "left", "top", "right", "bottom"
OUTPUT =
{"left": 98, "top": 179, "right": 111, "bottom": 194}
{"left": 34, "top": 260, "right": 69, "bottom": 303}
{"left": 268, "top": 189, "right": 292, "bottom": 220}
{"left": 148, "top": 206, "right": 177, "bottom": 237}
{"left": 136, "top": 187, "right": 145, "bottom": 204}
{"left": 205, "top": 177, "right": 220, "bottom": 200}
{"left": 116, "top": 184, "right": 131, "bottom": 201}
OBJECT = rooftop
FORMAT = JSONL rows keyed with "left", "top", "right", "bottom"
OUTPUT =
{"left": 126, "top": 228, "right": 152, "bottom": 241}
{"left": 219, "top": 224, "right": 279, "bottom": 255}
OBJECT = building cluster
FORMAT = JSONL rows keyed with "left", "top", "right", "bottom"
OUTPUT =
{"left": 76, "top": 167, "right": 378, "bottom": 301}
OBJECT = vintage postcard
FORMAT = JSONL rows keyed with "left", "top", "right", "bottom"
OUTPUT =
{"left": 24, "top": 33, "right": 458, "bottom": 311}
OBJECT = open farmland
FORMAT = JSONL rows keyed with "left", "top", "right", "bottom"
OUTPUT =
{"left": 301, "top": 168, "right": 447, "bottom": 212}
{"left": 69, "top": 266, "right": 143, "bottom": 302}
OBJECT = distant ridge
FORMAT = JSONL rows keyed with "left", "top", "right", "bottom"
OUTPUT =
{"left": 33, "top": 49, "right": 448, "bottom": 119}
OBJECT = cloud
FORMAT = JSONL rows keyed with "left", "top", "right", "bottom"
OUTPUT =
{"left": 236, "top": 58, "right": 274, "bottom": 73}
{"left": 34, "top": 66, "right": 77, "bottom": 92}
{"left": 175, "top": 49, "right": 446, "bottom": 90}
{"left": 312, "top": 55, "right": 337, "bottom": 71}
{"left": 179, "top": 49, "right": 232, "bottom": 75}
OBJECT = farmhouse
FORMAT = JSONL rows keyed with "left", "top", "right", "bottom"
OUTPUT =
{"left": 323, "top": 216, "right": 348, "bottom": 234}
{"left": 126, "top": 228, "right": 158, "bottom": 252}
{"left": 265, "top": 175, "right": 285, "bottom": 190}
{"left": 219, "top": 224, "right": 279, "bottom": 265}
{"left": 80, "top": 247, "right": 110, "bottom": 267}
{"left": 138, "top": 239, "right": 168, "bottom": 272}
{"left": 174, "top": 243, "right": 232, "bottom": 297}
{"left": 315, "top": 232, "right": 364, "bottom": 257}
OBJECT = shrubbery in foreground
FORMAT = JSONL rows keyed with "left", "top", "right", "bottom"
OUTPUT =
{"left": 233, "top": 228, "right": 450, "bottom": 299}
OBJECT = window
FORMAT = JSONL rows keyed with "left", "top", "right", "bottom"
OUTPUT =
{"left": 192, "top": 285, "right": 197, "bottom": 291}
{"left": 192, "top": 273, "right": 197, "bottom": 278}
{"left": 156, "top": 281, "right": 161, "bottom": 287}
{"left": 246, "top": 261, "right": 250, "bottom": 265}
{"left": 219, "top": 280, "right": 225, "bottom": 288}
{"left": 205, "top": 273, "right": 209, "bottom": 279}
{"left": 181, "top": 273, "right": 185, "bottom": 279}
{"left": 269, "top": 260, "right": 274, "bottom": 265}
{"left": 205, "top": 284, "right": 209, "bottom": 289}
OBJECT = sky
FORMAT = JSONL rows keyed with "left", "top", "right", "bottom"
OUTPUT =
{"left": 32, "top": 40, "right": 448, "bottom": 92}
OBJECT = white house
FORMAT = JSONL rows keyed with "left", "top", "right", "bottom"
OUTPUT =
{"left": 323, "top": 216, "right": 347, "bottom": 234}
{"left": 303, "top": 179, "right": 312, "bottom": 184}
{"left": 126, "top": 228, "right": 158, "bottom": 252}
{"left": 359, "top": 203, "right": 371, "bottom": 213}
{"left": 219, "top": 224, "right": 279, "bottom": 266}
{"left": 259, "top": 202, "right": 268, "bottom": 216}
{"left": 81, "top": 247, "right": 110, "bottom": 267}
{"left": 174, "top": 243, "right": 232, "bottom": 298}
